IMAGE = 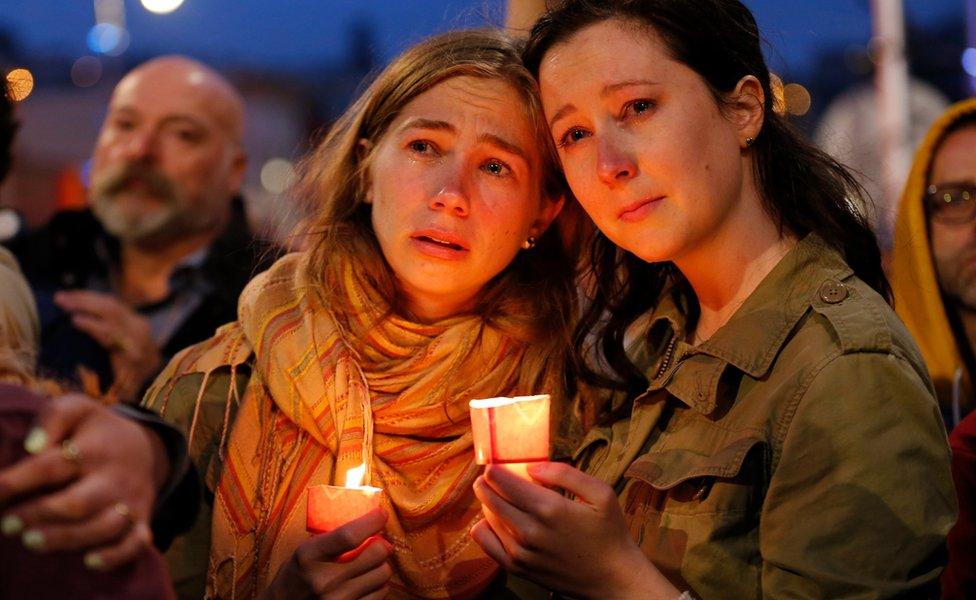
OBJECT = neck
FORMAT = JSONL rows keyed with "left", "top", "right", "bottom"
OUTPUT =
{"left": 399, "top": 285, "right": 479, "bottom": 324}
{"left": 675, "top": 182, "right": 797, "bottom": 345}
{"left": 116, "top": 229, "right": 216, "bottom": 306}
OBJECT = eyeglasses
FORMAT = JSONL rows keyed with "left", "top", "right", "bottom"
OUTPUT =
{"left": 926, "top": 183, "right": 976, "bottom": 225}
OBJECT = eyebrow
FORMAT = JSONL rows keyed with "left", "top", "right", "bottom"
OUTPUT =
{"left": 399, "top": 118, "right": 528, "bottom": 161}
{"left": 601, "top": 79, "right": 661, "bottom": 97}
{"left": 109, "top": 106, "right": 209, "bottom": 130}
{"left": 548, "top": 79, "right": 662, "bottom": 130}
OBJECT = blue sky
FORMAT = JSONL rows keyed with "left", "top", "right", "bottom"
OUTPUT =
{"left": 0, "top": 0, "right": 966, "bottom": 79}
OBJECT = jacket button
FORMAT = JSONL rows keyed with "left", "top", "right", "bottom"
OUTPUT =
{"left": 819, "top": 280, "right": 849, "bottom": 304}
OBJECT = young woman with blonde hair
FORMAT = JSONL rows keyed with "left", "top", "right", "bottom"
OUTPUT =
{"left": 141, "top": 29, "right": 576, "bottom": 599}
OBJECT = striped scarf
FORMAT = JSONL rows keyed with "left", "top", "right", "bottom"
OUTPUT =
{"left": 197, "top": 251, "right": 554, "bottom": 598}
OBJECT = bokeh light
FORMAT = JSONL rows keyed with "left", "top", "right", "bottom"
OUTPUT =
{"left": 5, "top": 68, "right": 35, "bottom": 102}
{"left": 141, "top": 0, "right": 185, "bottom": 14}
{"left": 260, "top": 158, "right": 296, "bottom": 195}
{"left": 71, "top": 56, "right": 103, "bottom": 88}
{"left": 963, "top": 48, "right": 976, "bottom": 78}
{"left": 783, "top": 83, "right": 812, "bottom": 117}
{"left": 87, "top": 22, "right": 130, "bottom": 55}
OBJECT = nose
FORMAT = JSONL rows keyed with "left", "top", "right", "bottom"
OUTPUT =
{"left": 596, "top": 131, "right": 637, "bottom": 187}
{"left": 429, "top": 169, "right": 470, "bottom": 217}
{"left": 121, "top": 128, "right": 159, "bottom": 164}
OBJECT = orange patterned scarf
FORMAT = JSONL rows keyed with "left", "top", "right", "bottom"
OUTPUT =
{"left": 200, "top": 251, "right": 555, "bottom": 598}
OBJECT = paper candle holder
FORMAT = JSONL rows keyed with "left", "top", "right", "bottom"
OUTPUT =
{"left": 306, "top": 483, "right": 384, "bottom": 535}
{"left": 469, "top": 394, "right": 550, "bottom": 468}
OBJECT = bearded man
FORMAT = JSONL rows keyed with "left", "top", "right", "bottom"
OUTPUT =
{"left": 9, "top": 56, "right": 273, "bottom": 403}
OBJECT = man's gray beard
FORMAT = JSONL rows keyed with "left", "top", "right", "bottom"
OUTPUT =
{"left": 91, "top": 191, "right": 217, "bottom": 246}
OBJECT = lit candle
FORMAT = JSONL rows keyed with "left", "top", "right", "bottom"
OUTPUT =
{"left": 469, "top": 394, "right": 550, "bottom": 480}
{"left": 306, "top": 463, "right": 384, "bottom": 536}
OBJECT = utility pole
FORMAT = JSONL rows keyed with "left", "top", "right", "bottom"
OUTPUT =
{"left": 871, "top": 0, "right": 911, "bottom": 241}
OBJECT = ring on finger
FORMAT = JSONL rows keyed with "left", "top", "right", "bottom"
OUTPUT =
{"left": 113, "top": 502, "right": 135, "bottom": 527}
{"left": 60, "top": 439, "right": 83, "bottom": 466}
{"left": 110, "top": 334, "right": 133, "bottom": 354}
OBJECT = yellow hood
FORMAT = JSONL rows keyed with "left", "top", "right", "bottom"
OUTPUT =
{"left": 892, "top": 98, "right": 976, "bottom": 412}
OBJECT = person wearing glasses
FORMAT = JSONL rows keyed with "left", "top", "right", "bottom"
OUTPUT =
{"left": 892, "top": 98, "right": 976, "bottom": 598}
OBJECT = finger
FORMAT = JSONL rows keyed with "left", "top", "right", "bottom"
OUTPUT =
{"left": 54, "top": 290, "right": 124, "bottom": 318}
{"left": 482, "top": 464, "right": 565, "bottom": 514}
{"left": 71, "top": 313, "right": 119, "bottom": 350}
{"left": 470, "top": 518, "right": 514, "bottom": 570}
{"left": 479, "top": 503, "right": 533, "bottom": 572}
{"left": 337, "top": 561, "right": 392, "bottom": 598}
{"left": 304, "top": 507, "right": 388, "bottom": 561}
{"left": 20, "top": 502, "right": 132, "bottom": 553}
{"left": 0, "top": 446, "right": 77, "bottom": 508}
{"left": 14, "top": 473, "right": 116, "bottom": 524}
{"left": 83, "top": 521, "right": 153, "bottom": 571}
{"left": 358, "top": 587, "right": 391, "bottom": 600}
{"left": 33, "top": 394, "right": 101, "bottom": 449}
{"left": 524, "top": 462, "right": 615, "bottom": 507}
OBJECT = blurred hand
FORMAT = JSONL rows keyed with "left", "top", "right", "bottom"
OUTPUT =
{"left": 470, "top": 462, "right": 679, "bottom": 600}
{"left": 0, "top": 394, "right": 166, "bottom": 570}
{"left": 262, "top": 507, "right": 392, "bottom": 600}
{"left": 55, "top": 290, "right": 162, "bottom": 403}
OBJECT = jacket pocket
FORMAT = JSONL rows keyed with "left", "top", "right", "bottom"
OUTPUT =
{"left": 622, "top": 436, "right": 766, "bottom": 516}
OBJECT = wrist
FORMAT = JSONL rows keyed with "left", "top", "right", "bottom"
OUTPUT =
{"left": 608, "top": 546, "right": 679, "bottom": 600}
{"left": 144, "top": 425, "right": 171, "bottom": 493}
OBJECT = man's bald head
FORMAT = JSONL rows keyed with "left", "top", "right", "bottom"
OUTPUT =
{"left": 89, "top": 55, "right": 248, "bottom": 246}
{"left": 116, "top": 55, "right": 245, "bottom": 145}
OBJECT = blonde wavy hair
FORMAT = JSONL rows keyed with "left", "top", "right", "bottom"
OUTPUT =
{"left": 295, "top": 29, "right": 577, "bottom": 350}
{"left": 0, "top": 247, "right": 60, "bottom": 395}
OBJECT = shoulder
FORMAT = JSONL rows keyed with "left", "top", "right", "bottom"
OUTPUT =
{"left": 143, "top": 321, "right": 253, "bottom": 418}
{"left": 767, "top": 273, "right": 942, "bottom": 452}
{"left": 785, "top": 274, "right": 932, "bottom": 392}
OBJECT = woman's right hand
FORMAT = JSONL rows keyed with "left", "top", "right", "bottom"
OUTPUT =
{"left": 262, "top": 507, "right": 392, "bottom": 600}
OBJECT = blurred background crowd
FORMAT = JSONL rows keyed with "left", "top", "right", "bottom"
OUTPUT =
{"left": 0, "top": 0, "right": 972, "bottom": 247}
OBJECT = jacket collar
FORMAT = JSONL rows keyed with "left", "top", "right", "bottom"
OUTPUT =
{"left": 642, "top": 233, "right": 853, "bottom": 414}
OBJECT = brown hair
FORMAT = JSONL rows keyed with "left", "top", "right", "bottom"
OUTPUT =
{"left": 524, "top": 0, "right": 889, "bottom": 414}
{"left": 295, "top": 29, "right": 577, "bottom": 352}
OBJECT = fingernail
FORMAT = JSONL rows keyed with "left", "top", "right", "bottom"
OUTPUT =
{"left": 84, "top": 552, "right": 106, "bottom": 571}
{"left": 23, "top": 428, "right": 48, "bottom": 454}
{"left": 1, "top": 515, "right": 23, "bottom": 537}
{"left": 22, "top": 529, "right": 45, "bottom": 552}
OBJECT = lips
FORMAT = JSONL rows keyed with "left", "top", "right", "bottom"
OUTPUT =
{"left": 410, "top": 229, "right": 470, "bottom": 258}
{"left": 618, "top": 196, "right": 665, "bottom": 223}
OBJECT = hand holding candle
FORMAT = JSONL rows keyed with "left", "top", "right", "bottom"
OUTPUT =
{"left": 266, "top": 506, "right": 392, "bottom": 598}
{"left": 469, "top": 394, "right": 550, "bottom": 480}
{"left": 307, "top": 463, "right": 384, "bottom": 536}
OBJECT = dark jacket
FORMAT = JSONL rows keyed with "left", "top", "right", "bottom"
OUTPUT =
{"left": 7, "top": 198, "right": 275, "bottom": 393}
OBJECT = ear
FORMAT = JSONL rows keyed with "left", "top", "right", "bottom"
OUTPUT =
{"left": 357, "top": 138, "right": 374, "bottom": 204}
{"left": 727, "top": 75, "right": 765, "bottom": 147}
{"left": 528, "top": 193, "right": 565, "bottom": 239}
{"left": 227, "top": 147, "right": 248, "bottom": 194}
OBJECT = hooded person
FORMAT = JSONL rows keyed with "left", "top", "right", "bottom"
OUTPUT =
{"left": 891, "top": 97, "right": 976, "bottom": 599}
{"left": 892, "top": 98, "right": 976, "bottom": 429}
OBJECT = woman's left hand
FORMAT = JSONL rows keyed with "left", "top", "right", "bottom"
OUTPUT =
{"left": 0, "top": 394, "right": 164, "bottom": 570}
{"left": 470, "top": 462, "right": 679, "bottom": 600}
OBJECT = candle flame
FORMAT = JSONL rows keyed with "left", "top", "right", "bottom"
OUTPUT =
{"left": 344, "top": 463, "right": 366, "bottom": 488}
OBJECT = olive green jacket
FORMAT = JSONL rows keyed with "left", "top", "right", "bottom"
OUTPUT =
{"left": 576, "top": 234, "right": 956, "bottom": 598}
